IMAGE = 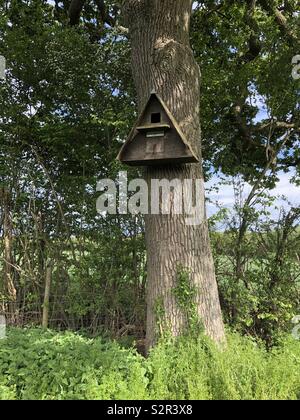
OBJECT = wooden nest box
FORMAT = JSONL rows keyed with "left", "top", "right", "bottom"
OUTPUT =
{"left": 117, "top": 92, "right": 199, "bottom": 166}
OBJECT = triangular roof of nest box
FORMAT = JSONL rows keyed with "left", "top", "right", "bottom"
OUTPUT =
{"left": 117, "top": 91, "right": 199, "bottom": 163}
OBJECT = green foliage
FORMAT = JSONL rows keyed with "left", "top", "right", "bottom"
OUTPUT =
{"left": 173, "top": 266, "right": 200, "bottom": 332}
{"left": 0, "top": 382, "right": 16, "bottom": 400}
{"left": 0, "top": 328, "right": 148, "bottom": 400}
{"left": 0, "top": 1, "right": 299, "bottom": 399}
{"left": 53, "top": 232, "right": 146, "bottom": 335}
{"left": 192, "top": 0, "right": 300, "bottom": 182}
{"left": 154, "top": 296, "right": 168, "bottom": 339}
{"left": 0, "top": 0, "right": 144, "bottom": 337}
{"left": 210, "top": 193, "right": 300, "bottom": 346}
{"left": 0, "top": 328, "right": 300, "bottom": 400}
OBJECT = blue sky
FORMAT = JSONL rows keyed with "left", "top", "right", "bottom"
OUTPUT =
{"left": 206, "top": 171, "right": 300, "bottom": 220}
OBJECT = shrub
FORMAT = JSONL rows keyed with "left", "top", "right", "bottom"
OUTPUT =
{"left": 0, "top": 328, "right": 148, "bottom": 400}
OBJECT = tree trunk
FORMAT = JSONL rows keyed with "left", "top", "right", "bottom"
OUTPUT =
{"left": 42, "top": 262, "right": 53, "bottom": 329}
{"left": 122, "top": 0, "right": 225, "bottom": 351}
{"left": 1, "top": 187, "right": 17, "bottom": 321}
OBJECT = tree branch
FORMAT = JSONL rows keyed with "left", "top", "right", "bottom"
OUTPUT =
{"left": 94, "top": 0, "right": 116, "bottom": 26}
{"left": 255, "top": 121, "right": 300, "bottom": 132}
{"left": 239, "top": 0, "right": 262, "bottom": 64}
{"left": 259, "top": 0, "right": 299, "bottom": 45}
{"left": 68, "top": 0, "right": 86, "bottom": 25}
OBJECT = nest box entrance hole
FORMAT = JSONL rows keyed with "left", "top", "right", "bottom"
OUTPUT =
{"left": 151, "top": 112, "right": 161, "bottom": 124}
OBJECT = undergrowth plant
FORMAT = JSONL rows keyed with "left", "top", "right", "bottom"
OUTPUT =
{"left": 0, "top": 328, "right": 299, "bottom": 400}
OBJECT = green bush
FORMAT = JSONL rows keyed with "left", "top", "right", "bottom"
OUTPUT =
{"left": 148, "top": 333, "right": 300, "bottom": 400}
{"left": 0, "top": 328, "right": 299, "bottom": 400}
{"left": 0, "top": 383, "right": 17, "bottom": 400}
{"left": 0, "top": 329, "right": 148, "bottom": 400}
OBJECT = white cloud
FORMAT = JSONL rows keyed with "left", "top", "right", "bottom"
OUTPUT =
{"left": 205, "top": 171, "right": 300, "bottom": 219}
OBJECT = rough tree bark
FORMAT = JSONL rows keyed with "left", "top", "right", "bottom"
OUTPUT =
{"left": 121, "top": 0, "right": 225, "bottom": 351}
{"left": 42, "top": 262, "right": 53, "bottom": 329}
{"left": 0, "top": 187, "right": 17, "bottom": 319}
